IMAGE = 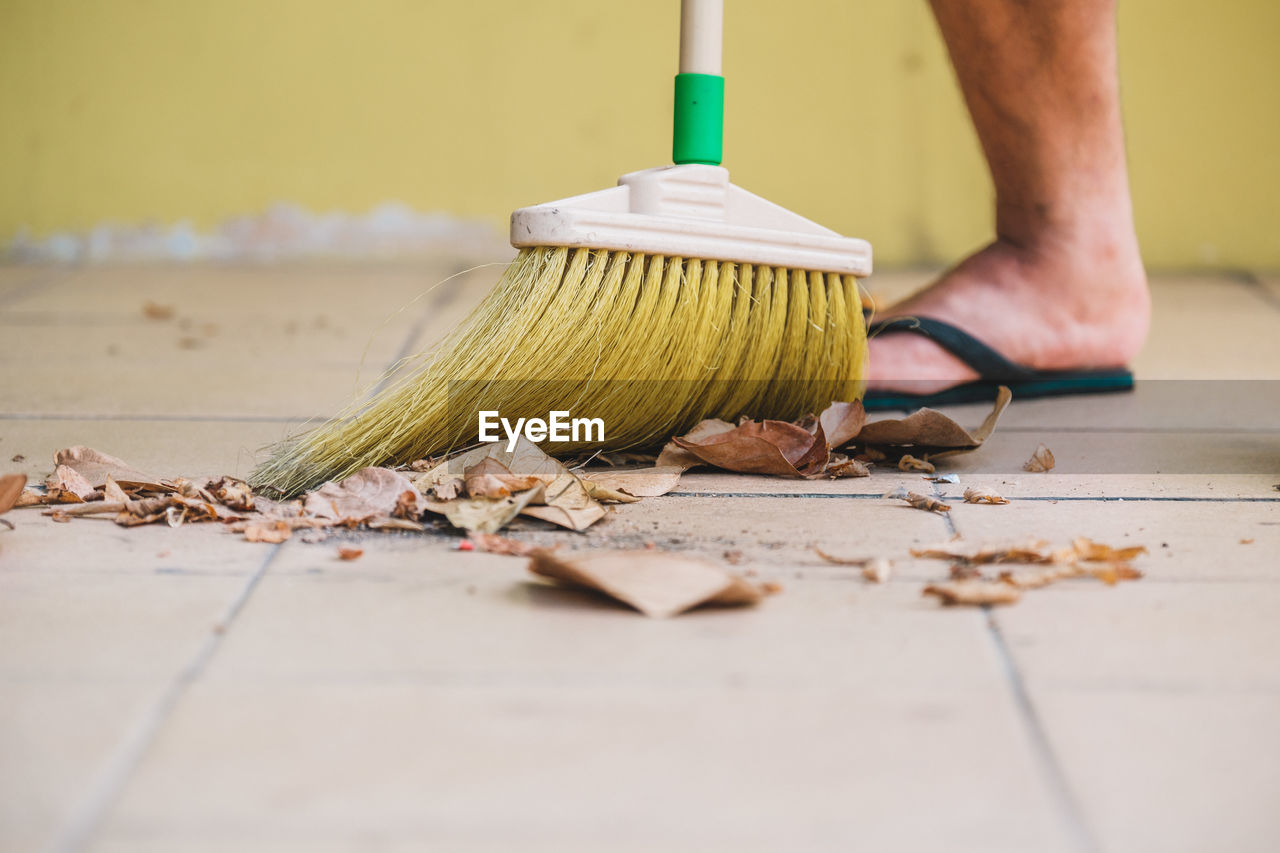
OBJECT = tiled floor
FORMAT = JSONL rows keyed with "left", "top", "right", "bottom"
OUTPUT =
{"left": 1, "top": 261, "right": 1278, "bottom": 853}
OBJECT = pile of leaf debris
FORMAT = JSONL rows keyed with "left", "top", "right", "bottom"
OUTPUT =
{"left": 0, "top": 387, "right": 1141, "bottom": 618}
{"left": 9, "top": 391, "right": 1014, "bottom": 542}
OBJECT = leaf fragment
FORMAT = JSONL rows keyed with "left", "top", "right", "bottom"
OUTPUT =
{"left": 304, "top": 467, "right": 420, "bottom": 523}
{"left": 337, "top": 546, "right": 363, "bottom": 561}
{"left": 862, "top": 557, "right": 892, "bottom": 583}
{"left": 817, "top": 400, "right": 867, "bottom": 448}
{"left": 1023, "top": 443, "right": 1056, "bottom": 473}
{"left": 580, "top": 466, "right": 683, "bottom": 498}
{"left": 923, "top": 581, "right": 1022, "bottom": 607}
{"left": 963, "top": 487, "right": 1009, "bottom": 505}
{"left": 102, "top": 476, "right": 130, "bottom": 504}
{"left": 528, "top": 548, "right": 772, "bottom": 618}
{"left": 53, "top": 446, "right": 167, "bottom": 490}
{"left": 670, "top": 418, "right": 829, "bottom": 478}
{"left": 859, "top": 387, "right": 1011, "bottom": 455}
{"left": 463, "top": 457, "right": 542, "bottom": 499}
{"left": 824, "top": 454, "right": 870, "bottom": 478}
{"left": 46, "top": 465, "right": 97, "bottom": 500}
{"left": 142, "top": 301, "right": 175, "bottom": 320}
{"left": 884, "top": 487, "right": 950, "bottom": 513}
{"left": 467, "top": 532, "right": 537, "bottom": 556}
{"left": 210, "top": 476, "right": 255, "bottom": 511}
{"left": 244, "top": 520, "right": 292, "bottom": 543}
{"left": 0, "top": 474, "right": 27, "bottom": 516}
{"left": 898, "top": 454, "right": 935, "bottom": 474}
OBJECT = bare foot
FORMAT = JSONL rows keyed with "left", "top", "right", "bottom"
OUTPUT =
{"left": 866, "top": 232, "right": 1150, "bottom": 394}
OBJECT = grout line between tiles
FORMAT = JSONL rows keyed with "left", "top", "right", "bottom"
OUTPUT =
{"left": 984, "top": 611, "right": 1101, "bottom": 853}
{"left": 938, "top": 480, "right": 1098, "bottom": 853}
{"left": 51, "top": 543, "right": 285, "bottom": 853}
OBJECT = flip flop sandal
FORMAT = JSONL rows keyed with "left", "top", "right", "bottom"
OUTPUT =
{"left": 862, "top": 315, "right": 1133, "bottom": 411}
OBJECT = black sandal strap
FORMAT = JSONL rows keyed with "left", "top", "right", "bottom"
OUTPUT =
{"left": 865, "top": 315, "right": 1041, "bottom": 382}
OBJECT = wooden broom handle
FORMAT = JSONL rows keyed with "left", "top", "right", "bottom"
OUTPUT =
{"left": 679, "top": 0, "right": 723, "bottom": 75}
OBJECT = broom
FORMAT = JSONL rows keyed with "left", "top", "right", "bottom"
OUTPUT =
{"left": 251, "top": 0, "right": 873, "bottom": 498}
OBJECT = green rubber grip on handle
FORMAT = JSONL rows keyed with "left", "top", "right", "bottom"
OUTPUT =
{"left": 672, "top": 72, "right": 724, "bottom": 165}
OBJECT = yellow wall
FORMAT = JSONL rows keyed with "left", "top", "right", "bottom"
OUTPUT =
{"left": 2, "top": 0, "right": 1277, "bottom": 268}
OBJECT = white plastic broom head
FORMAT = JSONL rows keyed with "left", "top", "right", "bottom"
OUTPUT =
{"left": 509, "top": 164, "right": 873, "bottom": 277}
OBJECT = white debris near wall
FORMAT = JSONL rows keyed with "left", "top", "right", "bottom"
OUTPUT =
{"left": 5, "top": 202, "right": 504, "bottom": 263}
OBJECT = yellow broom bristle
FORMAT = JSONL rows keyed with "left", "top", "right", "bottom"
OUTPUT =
{"left": 250, "top": 246, "right": 867, "bottom": 496}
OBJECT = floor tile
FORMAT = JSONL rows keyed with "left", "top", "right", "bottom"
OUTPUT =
{"left": 0, "top": 565, "right": 266, "bottom": 680}
{"left": 1133, "top": 276, "right": 1280, "bottom": 380}
{"left": 946, "top": 498, "right": 1279, "bottom": 582}
{"left": 1, "top": 512, "right": 270, "bottom": 578}
{"left": 0, "top": 683, "right": 158, "bottom": 853}
{"left": 994, "top": 581, "right": 1280, "bottom": 691}
{"left": 1035, "top": 690, "right": 1280, "bottom": 853}
{"left": 204, "top": 549, "right": 996, "bottom": 690}
{"left": 1, "top": 417, "right": 292, "bottom": 482}
{"left": 95, "top": 680, "right": 1071, "bottom": 853}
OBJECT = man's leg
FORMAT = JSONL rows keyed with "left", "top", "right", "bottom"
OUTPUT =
{"left": 867, "top": 0, "right": 1149, "bottom": 392}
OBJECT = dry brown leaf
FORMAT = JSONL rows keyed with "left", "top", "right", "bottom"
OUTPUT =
{"left": 392, "top": 489, "right": 420, "bottom": 519}
{"left": 529, "top": 549, "right": 771, "bottom": 618}
{"left": 431, "top": 478, "right": 464, "bottom": 501}
{"left": 816, "top": 400, "right": 867, "bottom": 448}
{"left": 53, "top": 446, "right": 168, "bottom": 491}
{"left": 244, "top": 520, "right": 292, "bottom": 543}
{"left": 16, "top": 489, "right": 43, "bottom": 508}
{"left": 859, "top": 386, "right": 1012, "bottom": 459}
{"left": 0, "top": 474, "right": 27, "bottom": 516}
{"left": 420, "top": 439, "right": 607, "bottom": 533}
{"left": 670, "top": 418, "right": 828, "bottom": 478}
{"left": 415, "top": 437, "right": 564, "bottom": 489}
{"left": 581, "top": 480, "right": 641, "bottom": 504}
{"left": 305, "top": 467, "right": 420, "bottom": 523}
{"left": 949, "top": 564, "right": 985, "bottom": 580}
{"left": 898, "top": 454, "right": 935, "bottom": 474}
{"left": 824, "top": 454, "right": 871, "bottom": 478}
{"left": 912, "top": 540, "right": 1056, "bottom": 565}
{"left": 924, "top": 581, "right": 1022, "bottom": 606}
{"left": 859, "top": 387, "right": 1011, "bottom": 448}
{"left": 862, "top": 557, "right": 892, "bottom": 583}
{"left": 885, "top": 487, "right": 951, "bottom": 513}
{"left": 142, "top": 301, "right": 174, "bottom": 320}
{"left": 46, "top": 465, "right": 97, "bottom": 500}
{"left": 814, "top": 547, "right": 869, "bottom": 566}
{"left": 45, "top": 498, "right": 160, "bottom": 519}
{"left": 467, "top": 532, "right": 537, "bottom": 556}
{"left": 337, "top": 546, "right": 363, "bottom": 561}
{"left": 580, "top": 466, "right": 683, "bottom": 498}
{"left": 424, "top": 484, "right": 545, "bottom": 534}
{"left": 463, "top": 457, "right": 542, "bottom": 499}
{"left": 1240, "top": 538, "right": 1254, "bottom": 545}
{"left": 523, "top": 468, "right": 607, "bottom": 532}
{"left": 1071, "top": 537, "right": 1147, "bottom": 562}
{"left": 102, "top": 476, "right": 130, "bottom": 504}
{"left": 1023, "top": 443, "right": 1056, "bottom": 473}
{"left": 655, "top": 418, "right": 737, "bottom": 470}
{"left": 999, "top": 561, "right": 1144, "bottom": 589}
{"left": 1084, "top": 564, "right": 1145, "bottom": 585}
{"left": 210, "top": 476, "right": 255, "bottom": 511}
{"left": 963, "top": 487, "right": 1009, "bottom": 505}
